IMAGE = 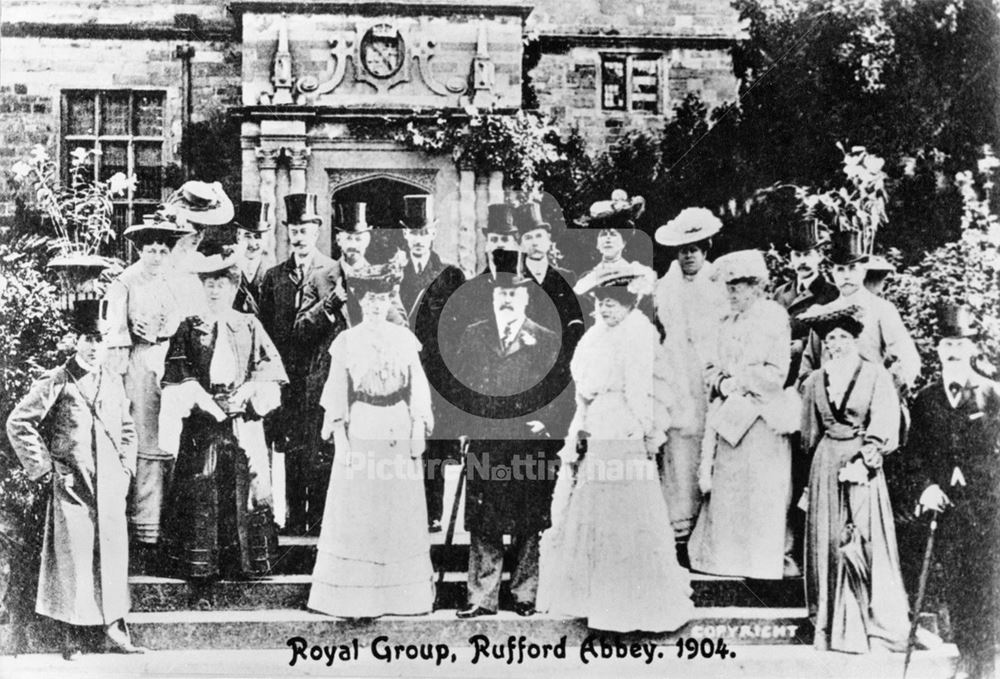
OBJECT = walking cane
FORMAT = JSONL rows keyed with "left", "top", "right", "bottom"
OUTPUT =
{"left": 434, "top": 436, "right": 469, "bottom": 610}
{"left": 903, "top": 509, "right": 939, "bottom": 679}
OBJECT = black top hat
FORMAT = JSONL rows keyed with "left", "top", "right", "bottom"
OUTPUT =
{"left": 488, "top": 248, "right": 530, "bottom": 287}
{"left": 400, "top": 195, "right": 435, "bottom": 231}
{"left": 513, "top": 201, "right": 550, "bottom": 236}
{"left": 485, "top": 203, "right": 517, "bottom": 235}
{"left": 71, "top": 299, "right": 105, "bottom": 336}
{"left": 937, "top": 302, "right": 977, "bottom": 339}
{"left": 234, "top": 201, "right": 271, "bottom": 233}
{"left": 787, "top": 215, "right": 829, "bottom": 252}
{"left": 332, "top": 202, "right": 371, "bottom": 232}
{"left": 828, "top": 231, "right": 868, "bottom": 266}
{"left": 284, "top": 193, "right": 322, "bottom": 225}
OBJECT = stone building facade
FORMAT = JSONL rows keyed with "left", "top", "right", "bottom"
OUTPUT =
{"left": 0, "top": 0, "right": 740, "bottom": 273}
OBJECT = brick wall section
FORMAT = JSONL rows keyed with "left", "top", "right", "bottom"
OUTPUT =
{"left": 531, "top": 45, "right": 738, "bottom": 149}
{"left": 528, "top": 0, "right": 742, "bottom": 37}
{"left": 0, "top": 36, "right": 240, "bottom": 224}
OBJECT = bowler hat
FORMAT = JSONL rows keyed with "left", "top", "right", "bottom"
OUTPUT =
{"left": 285, "top": 193, "right": 323, "bottom": 226}
{"left": 234, "top": 201, "right": 271, "bottom": 233}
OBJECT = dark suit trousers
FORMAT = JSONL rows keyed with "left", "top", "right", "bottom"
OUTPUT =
{"left": 467, "top": 530, "right": 540, "bottom": 611}
{"left": 423, "top": 438, "right": 458, "bottom": 524}
{"left": 283, "top": 402, "right": 332, "bottom": 535}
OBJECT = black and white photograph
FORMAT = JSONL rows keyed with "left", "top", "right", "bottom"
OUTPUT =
{"left": 0, "top": 1, "right": 998, "bottom": 678}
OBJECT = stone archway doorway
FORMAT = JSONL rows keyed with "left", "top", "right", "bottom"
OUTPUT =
{"left": 331, "top": 176, "right": 430, "bottom": 262}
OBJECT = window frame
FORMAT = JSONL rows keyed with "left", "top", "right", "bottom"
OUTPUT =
{"left": 60, "top": 89, "right": 168, "bottom": 260}
{"left": 599, "top": 52, "right": 667, "bottom": 115}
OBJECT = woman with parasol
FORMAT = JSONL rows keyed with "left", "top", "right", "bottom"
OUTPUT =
{"left": 799, "top": 304, "right": 912, "bottom": 653}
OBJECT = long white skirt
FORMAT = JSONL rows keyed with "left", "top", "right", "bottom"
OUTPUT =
{"left": 308, "top": 401, "right": 434, "bottom": 617}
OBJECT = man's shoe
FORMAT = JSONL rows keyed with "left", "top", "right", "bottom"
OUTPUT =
{"left": 456, "top": 605, "right": 496, "bottom": 619}
{"left": 512, "top": 601, "right": 536, "bottom": 617}
{"left": 428, "top": 519, "right": 442, "bottom": 534}
{"left": 62, "top": 629, "right": 82, "bottom": 662}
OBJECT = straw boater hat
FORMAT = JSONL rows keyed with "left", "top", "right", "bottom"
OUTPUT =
{"left": 655, "top": 207, "right": 722, "bottom": 247}
{"left": 165, "top": 181, "right": 234, "bottom": 227}
{"left": 123, "top": 208, "right": 197, "bottom": 245}
{"left": 798, "top": 304, "right": 865, "bottom": 338}
{"left": 713, "top": 249, "right": 769, "bottom": 284}
{"left": 575, "top": 189, "right": 646, "bottom": 229}
{"left": 936, "top": 301, "right": 977, "bottom": 339}
{"left": 400, "top": 195, "right": 436, "bottom": 233}
{"left": 233, "top": 201, "right": 272, "bottom": 234}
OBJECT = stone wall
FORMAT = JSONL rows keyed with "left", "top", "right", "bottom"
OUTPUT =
{"left": 0, "top": 36, "right": 240, "bottom": 224}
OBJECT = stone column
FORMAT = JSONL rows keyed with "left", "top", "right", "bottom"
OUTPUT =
{"left": 457, "top": 163, "right": 477, "bottom": 277}
{"left": 286, "top": 146, "right": 311, "bottom": 194}
{"left": 255, "top": 147, "right": 281, "bottom": 261}
{"left": 487, "top": 170, "right": 504, "bottom": 204}
{"left": 474, "top": 172, "right": 491, "bottom": 274}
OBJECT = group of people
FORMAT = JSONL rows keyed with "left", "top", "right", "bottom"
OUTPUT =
{"left": 4, "top": 181, "right": 997, "bottom": 678}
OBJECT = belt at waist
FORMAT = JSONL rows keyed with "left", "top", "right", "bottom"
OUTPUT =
{"left": 352, "top": 391, "right": 406, "bottom": 408}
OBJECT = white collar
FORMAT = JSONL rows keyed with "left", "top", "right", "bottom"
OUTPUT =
{"left": 293, "top": 252, "right": 314, "bottom": 272}
{"left": 410, "top": 252, "right": 430, "bottom": 272}
{"left": 525, "top": 257, "right": 548, "bottom": 281}
{"left": 74, "top": 356, "right": 99, "bottom": 375}
{"left": 796, "top": 272, "right": 818, "bottom": 293}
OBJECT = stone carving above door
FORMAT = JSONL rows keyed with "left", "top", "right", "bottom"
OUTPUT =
{"left": 327, "top": 168, "right": 439, "bottom": 194}
{"left": 264, "top": 19, "right": 477, "bottom": 105}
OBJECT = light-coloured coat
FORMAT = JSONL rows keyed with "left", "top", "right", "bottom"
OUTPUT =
{"left": 6, "top": 358, "right": 137, "bottom": 625}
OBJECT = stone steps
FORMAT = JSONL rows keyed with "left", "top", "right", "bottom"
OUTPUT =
{"left": 126, "top": 607, "right": 814, "bottom": 650}
{"left": 129, "top": 573, "right": 804, "bottom": 612}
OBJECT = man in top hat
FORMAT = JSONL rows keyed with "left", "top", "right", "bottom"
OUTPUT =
{"left": 573, "top": 190, "right": 657, "bottom": 326}
{"left": 450, "top": 250, "right": 562, "bottom": 618}
{"left": 902, "top": 303, "right": 1000, "bottom": 679}
{"left": 396, "top": 195, "right": 467, "bottom": 531}
{"left": 7, "top": 300, "right": 147, "bottom": 658}
{"left": 651, "top": 207, "right": 728, "bottom": 567}
{"left": 484, "top": 202, "right": 519, "bottom": 255}
{"left": 103, "top": 210, "right": 197, "bottom": 559}
{"left": 259, "top": 192, "right": 344, "bottom": 534}
{"left": 232, "top": 200, "right": 275, "bottom": 315}
{"left": 797, "top": 231, "right": 920, "bottom": 393}
{"left": 773, "top": 215, "right": 839, "bottom": 385}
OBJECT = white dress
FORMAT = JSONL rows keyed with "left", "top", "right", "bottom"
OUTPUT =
{"left": 537, "top": 310, "right": 693, "bottom": 632}
{"left": 307, "top": 320, "right": 435, "bottom": 617}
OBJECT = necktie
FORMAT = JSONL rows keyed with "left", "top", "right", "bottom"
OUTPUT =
{"left": 501, "top": 322, "right": 516, "bottom": 351}
{"left": 293, "top": 265, "right": 305, "bottom": 308}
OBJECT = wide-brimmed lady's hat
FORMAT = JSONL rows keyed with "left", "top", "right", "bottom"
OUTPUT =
{"left": 347, "top": 263, "right": 403, "bottom": 297}
{"left": 655, "top": 207, "right": 722, "bottom": 247}
{"left": 575, "top": 264, "right": 647, "bottom": 301}
{"left": 124, "top": 208, "right": 197, "bottom": 244}
{"left": 575, "top": 189, "right": 646, "bottom": 229}
{"left": 865, "top": 254, "right": 896, "bottom": 273}
{"left": 713, "top": 249, "right": 769, "bottom": 285}
{"left": 799, "top": 304, "right": 865, "bottom": 338}
{"left": 166, "top": 181, "right": 234, "bottom": 226}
